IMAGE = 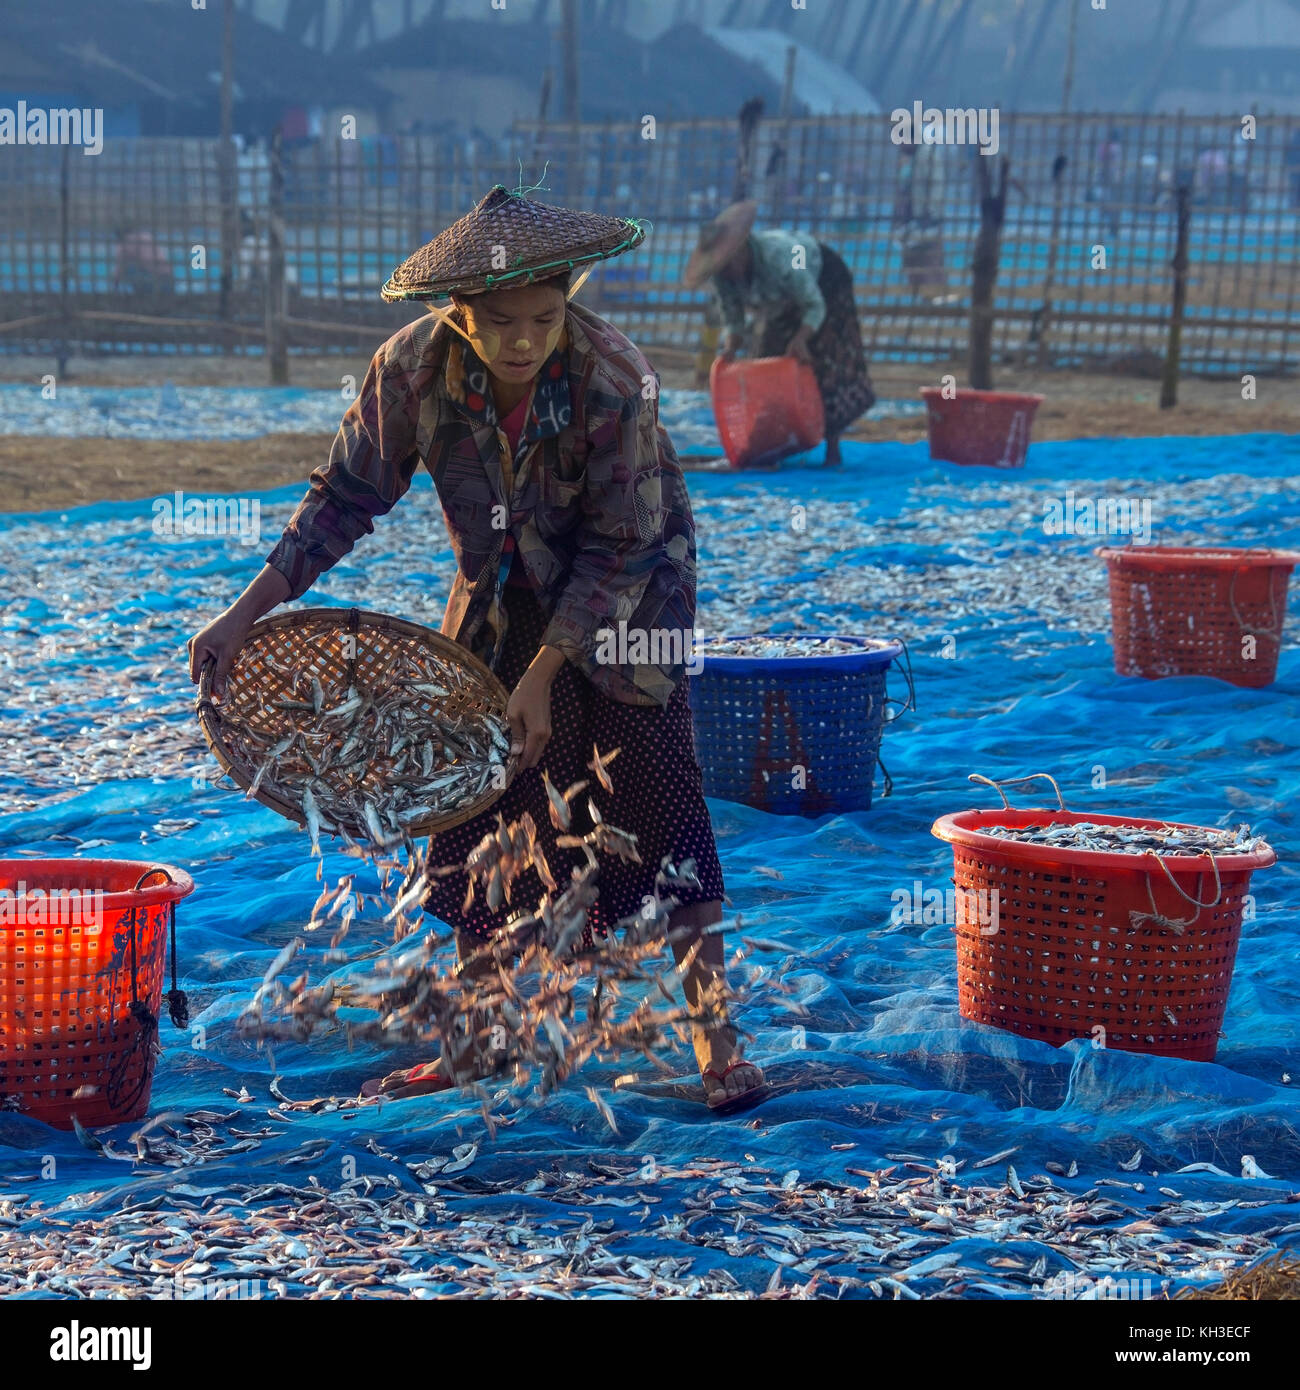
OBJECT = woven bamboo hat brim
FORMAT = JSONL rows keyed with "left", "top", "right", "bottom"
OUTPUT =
{"left": 381, "top": 185, "right": 647, "bottom": 302}
{"left": 682, "top": 200, "right": 758, "bottom": 290}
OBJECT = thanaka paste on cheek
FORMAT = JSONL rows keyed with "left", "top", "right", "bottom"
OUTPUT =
{"left": 542, "top": 321, "right": 564, "bottom": 357}
{"left": 467, "top": 325, "right": 501, "bottom": 363}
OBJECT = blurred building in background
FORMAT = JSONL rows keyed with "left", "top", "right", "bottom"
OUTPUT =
{"left": 6, "top": 0, "right": 1300, "bottom": 142}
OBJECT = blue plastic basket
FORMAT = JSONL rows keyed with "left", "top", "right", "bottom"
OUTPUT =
{"left": 687, "top": 634, "right": 910, "bottom": 816}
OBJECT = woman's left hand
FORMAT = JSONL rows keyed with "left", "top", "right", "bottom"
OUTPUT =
{"left": 786, "top": 325, "right": 814, "bottom": 364}
{"left": 506, "top": 664, "right": 555, "bottom": 771}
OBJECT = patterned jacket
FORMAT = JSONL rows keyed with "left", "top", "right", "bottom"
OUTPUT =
{"left": 264, "top": 302, "right": 697, "bottom": 707}
{"left": 714, "top": 229, "right": 826, "bottom": 339}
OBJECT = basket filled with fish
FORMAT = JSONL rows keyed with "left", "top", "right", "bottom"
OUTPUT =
{"left": 1097, "top": 544, "right": 1300, "bottom": 688}
{"left": 0, "top": 860, "right": 193, "bottom": 1129}
{"left": 195, "top": 607, "right": 516, "bottom": 848}
{"left": 688, "top": 633, "right": 910, "bottom": 816}
{"left": 931, "top": 774, "right": 1276, "bottom": 1063}
{"left": 920, "top": 387, "right": 1044, "bottom": 468}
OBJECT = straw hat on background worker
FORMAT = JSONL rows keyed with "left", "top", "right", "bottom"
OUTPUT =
{"left": 681, "top": 200, "right": 758, "bottom": 291}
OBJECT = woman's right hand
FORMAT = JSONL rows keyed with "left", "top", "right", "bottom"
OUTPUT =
{"left": 718, "top": 330, "right": 742, "bottom": 360}
{"left": 188, "top": 607, "right": 254, "bottom": 701}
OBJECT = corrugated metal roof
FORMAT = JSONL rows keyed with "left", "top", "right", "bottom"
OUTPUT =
{"left": 2, "top": 0, "right": 391, "bottom": 108}
{"left": 700, "top": 27, "right": 880, "bottom": 115}
{"left": 1195, "top": 0, "right": 1300, "bottom": 47}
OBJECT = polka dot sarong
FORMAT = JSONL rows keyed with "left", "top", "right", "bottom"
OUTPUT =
{"left": 420, "top": 567, "right": 726, "bottom": 941}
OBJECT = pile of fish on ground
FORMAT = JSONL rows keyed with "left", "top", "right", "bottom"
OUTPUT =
{"left": 0, "top": 383, "right": 916, "bottom": 446}
{"left": 0, "top": 430, "right": 1297, "bottom": 1299}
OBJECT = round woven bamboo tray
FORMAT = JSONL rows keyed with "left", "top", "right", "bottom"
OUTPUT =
{"left": 195, "top": 606, "right": 517, "bottom": 842}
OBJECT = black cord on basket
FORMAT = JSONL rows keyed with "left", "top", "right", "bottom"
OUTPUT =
{"left": 883, "top": 636, "right": 916, "bottom": 719}
{"left": 105, "top": 906, "right": 160, "bottom": 1115}
{"left": 167, "top": 900, "right": 189, "bottom": 1029}
{"left": 133, "top": 867, "right": 188, "bottom": 1029}
{"left": 106, "top": 1001, "right": 159, "bottom": 1116}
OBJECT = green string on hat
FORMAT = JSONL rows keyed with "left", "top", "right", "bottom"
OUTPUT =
{"left": 511, "top": 161, "right": 552, "bottom": 198}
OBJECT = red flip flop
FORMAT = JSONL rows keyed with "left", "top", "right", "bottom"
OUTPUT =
{"left": 702, "top": 1062, "right": 771, "bottom": 1114}
{"left": 360, "top": 1060, "right": 455, "bottom": 1101}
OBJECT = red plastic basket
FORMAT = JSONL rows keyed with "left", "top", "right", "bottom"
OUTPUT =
{"left": 1098, "top": 545, "right": 1300, "bottom": 688}
{"left": 710, "top": 356, "right": 825, "bottom": 468}
{"left": 921, "top": 387, "right": 1044, "bottom": 468}
{"left": 0, "top": 860, "right": 193, "bottom": 1128}
{"left": 930, "top": 775, "right": 1275, "bottom": 1062}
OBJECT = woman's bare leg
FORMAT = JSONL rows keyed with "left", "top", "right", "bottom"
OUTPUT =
{"left": 667, "top": 899, "right": 765, "bottom": 1103}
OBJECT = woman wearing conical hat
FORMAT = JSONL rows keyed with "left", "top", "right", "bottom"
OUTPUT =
{"left": 683, "top": 201, "right": 876, "bottom": 466}
{"left": 187, "top": 186, "right": 766, "bottom": 1113}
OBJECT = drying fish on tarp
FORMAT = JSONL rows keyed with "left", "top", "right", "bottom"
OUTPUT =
{"left": 2, "top": 1135, "right": 1296, "bottom": 1299}
{"left": 977, "top": 820, "right": 1271, "bottom": 857}
{"left": 3, "top": 468, "right": 1294, "bottom": 818}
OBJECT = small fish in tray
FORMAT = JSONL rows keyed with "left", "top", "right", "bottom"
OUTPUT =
{"left": 979, "top": 820, "right": 1270, "bottom": 857}
{"left": 211, "top": 670, "right": 512, "bottom": 850}
{"left": 700, "top": 635, "right": 874, "bottom": 658}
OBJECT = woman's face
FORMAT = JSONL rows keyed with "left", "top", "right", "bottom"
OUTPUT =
{"left": 459, "top": 282, "right": 567, "bottom": 383}
{"left": 716, "top": 239, "right": 751, "bottom": 284}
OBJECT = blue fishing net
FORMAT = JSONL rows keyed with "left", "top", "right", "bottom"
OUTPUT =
{"left": 0, "top": 402, "right": 1296, "bottom": 1299}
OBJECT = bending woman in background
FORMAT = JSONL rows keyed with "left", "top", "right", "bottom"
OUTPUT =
{"left": 682, "top": 200, "right": 876, "bottom": 465}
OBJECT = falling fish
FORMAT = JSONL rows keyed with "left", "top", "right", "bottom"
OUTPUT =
{"left": 587, "top": 745, "right": 621, "bottom": 794}
{"left": 584, "top": 1086, "right": 620, "bottom": 1136}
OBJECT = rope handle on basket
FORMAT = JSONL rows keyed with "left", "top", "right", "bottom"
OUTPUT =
{"left": 873, "top": 637, "right": 913, "bottom": 798}
{"left": 131, "top": 867, "right": 189, "bottom": 1029}
{"left": 195, "top": 654, "right": 217, "bottom": 714}
{"left": 1129, "top": 849, "right": 1224, "bottom": 936}
{"left": 882, "top": 636, "right": 916, "bottom": 724}
{"left": 968, "top": 771, "right": 1068, "bottom": 812}
{"left": 1228, "top": 564, "right": 1284, "bottom": 643}
{"left": 876, "top": 752, "right": 894, "bottom": 801}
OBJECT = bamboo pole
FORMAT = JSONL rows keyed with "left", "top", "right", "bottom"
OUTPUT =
{"left": 1159, "top": 180, "right": 1191, "bottom": 409}
{"left": 970, "top": 157, "right": 1010, "bottom": 390}
{"left": 1035, "top": 0, "right": 1078, "bottom": 366}
{"left": 218, "top": 0, "right": 236, "bottom": 322}
{"left": 58, "top": 142, "right": 71, "bottom": 377}
{"left": 266, "top": 128, "right": 288, "bottom": 384}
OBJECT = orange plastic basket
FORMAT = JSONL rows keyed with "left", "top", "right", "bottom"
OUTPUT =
{"left": 931, "top": 775, "right": 1275, "bottom": 1062}
{"left": 0, "top": 860, "right": 193, "bottom": 1129}
{"left": 921, "top": 387, "right": 1044, "bottom": 468}
{"left": 1098, "top": 545, "right": 1300, "bottom": 688}
{"left": 710, "top": 356, "right": 825, "bottom": 468}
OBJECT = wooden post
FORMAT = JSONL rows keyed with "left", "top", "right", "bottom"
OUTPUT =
{"left": 1035, "top": 0, "right": 1078, "bottom": 365}
{"left": 335, "top": 138, "right": 347, "bottom": 319}
{"left": 970, "top": 156, "right": 1009, "bottom": 390}
{"left": 533, "top": 66, "right": 553, "bottom": 174}
{"left": 561, "top": 0, "right": 579, "bottom": 198}
{"left": 218, "top": 0, "right": 236, "bottom": 324}
{"left": 1159, "top": 180, "right": 1191, "bottom": 409}
{"left": 266, "top": 128, "right": 288, "bottom": 385}
{"left": 57, "top": 142, "right": 71, "bottom": 378}
{"left": 769, "top": 44, "right": 796, "bottom": 219}
{"left": 560, "top": 0, "right": 579, "bottom": 122}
